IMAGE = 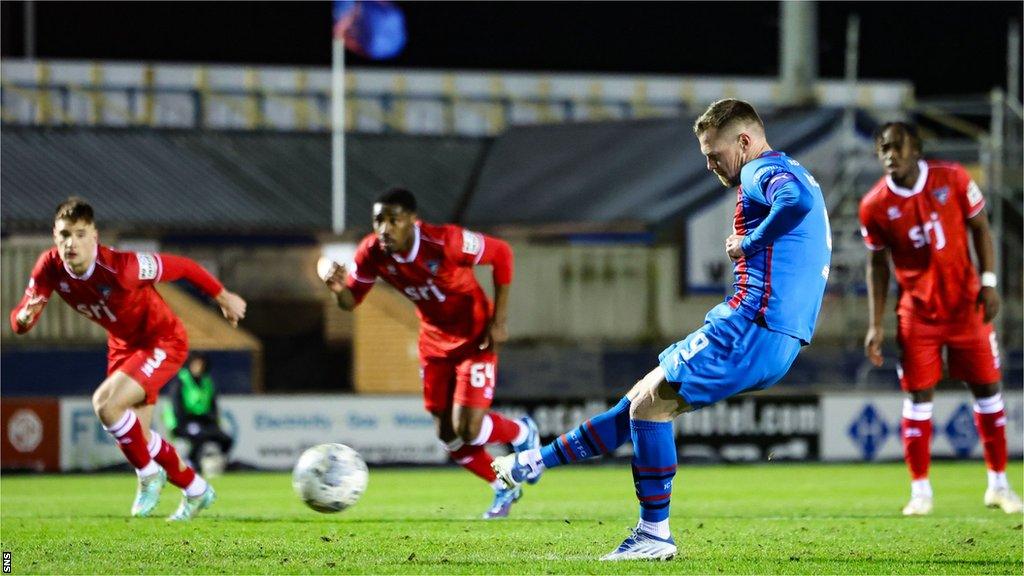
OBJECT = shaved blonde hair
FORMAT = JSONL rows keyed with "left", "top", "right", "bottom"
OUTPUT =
{"left": 693, "top": 99, "right": 764, "bottom": 136}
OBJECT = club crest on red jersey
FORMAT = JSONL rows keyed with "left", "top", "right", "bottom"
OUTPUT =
{"left": 887, "top": 206, "right": 902, "bottom": 220}
{"left": 426, "top": 260, "right": 440, "bottom": 275}
{"left": 932, "top": 186, "right": 949, "bottom": 205}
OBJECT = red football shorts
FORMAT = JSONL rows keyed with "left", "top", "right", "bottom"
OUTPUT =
{"left": 421, "top": 350, "right": 498, "bottom": 413}
{"left": 108, "top": 337, "right": 189, "bottom": 404}
{"left": 896, "top": 310, "right": 1001, "bottom": 391}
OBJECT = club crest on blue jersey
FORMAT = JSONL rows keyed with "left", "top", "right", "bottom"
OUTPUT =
{"left": 932, "top": 186, "right": 949, "bottom": 205}
{"left": 426, "top": 260, "right": 440, "bottom": 275}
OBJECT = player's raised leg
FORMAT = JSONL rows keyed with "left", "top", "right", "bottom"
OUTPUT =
{"left": 493, "top": 393, "right": 634, "bottom": 486}
{"left": 93, "top": 372, "right": 166, "bottom": 517}
{"left": 968, "top": 383, "right": 1022, "bottom": 513}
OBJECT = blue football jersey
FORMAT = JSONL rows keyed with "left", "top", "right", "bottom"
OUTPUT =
{"left": 729, "top": 151, "right": 831, "bottom": 344}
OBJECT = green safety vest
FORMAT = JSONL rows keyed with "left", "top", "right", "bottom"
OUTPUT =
{"left": 163, "top": 369, "right": 215, "bottom": 432}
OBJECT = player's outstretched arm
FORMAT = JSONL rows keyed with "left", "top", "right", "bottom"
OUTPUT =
{"left": 864, "top": 249, "right": 891, "bottom": 367}
{"left": 9, "top": 293, "right": 47, "bottom": 335}
{"left": 215, "top": 289, "right": 247, "bottom": 328}
{"left": 152, "top": 253, "right": 246, "bottom": 327}
{"left": 319, "top": 259, "right": 359, "bottom": 311}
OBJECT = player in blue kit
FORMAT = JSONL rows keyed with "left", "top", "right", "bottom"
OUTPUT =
{"left": 493, "top": 99, "right": 832, "bottom": 561}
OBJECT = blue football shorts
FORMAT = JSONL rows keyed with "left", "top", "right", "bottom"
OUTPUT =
{"left": 658, "top": 302, "right": 802, "bottom": 409}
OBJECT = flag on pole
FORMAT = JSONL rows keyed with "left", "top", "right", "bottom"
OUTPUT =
{"left": 333, "top": 1, "right": 407, "bottom": 60}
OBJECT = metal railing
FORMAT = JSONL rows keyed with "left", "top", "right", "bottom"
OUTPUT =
{"left": 0, "top": 81, "right": 690, "bottom": 136}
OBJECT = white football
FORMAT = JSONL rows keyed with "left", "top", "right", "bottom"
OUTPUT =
{"left": 292, "top": 443, "right": 369, "bottom": 513}
{"left": 316, "top": 256, "right": 336, "bottom": 282}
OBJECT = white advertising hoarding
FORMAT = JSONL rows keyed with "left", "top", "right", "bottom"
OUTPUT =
{"left": 821, "top": 392, "right": 1023, "bottom": 461}
{"left": 219, "top": 395, "right": 445, "bottom": 469}
{"left": 59, "top": 395, "right": 444, "bottom": 471}
{"left": 57, "top": 391, "right": 1024, "bottom": 470}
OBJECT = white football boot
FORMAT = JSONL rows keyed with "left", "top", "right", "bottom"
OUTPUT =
{"left": 600, "top": 528, "right": 677, "bottom": 561}
{"left": 984, "top": 487, "right": 1023, "bottom": 514}
{"left": 901, "top": 495, "right": 933, "bottom": 516}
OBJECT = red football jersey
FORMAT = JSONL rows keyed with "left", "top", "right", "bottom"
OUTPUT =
{"left": 859, "top": 159, "right": 985, "bottom": 322}
{"left": 10, "top": 245, "right": 223, "bottom": 351}
{"left": 345, "top": 222, "right": 513, "bottom": 360}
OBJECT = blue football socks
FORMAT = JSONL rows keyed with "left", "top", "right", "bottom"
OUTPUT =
{"left": 630, "top": 419, "right": 676, "bottom": 523}
{"left": 540, "top": 396, "right": 631, "bottom": 468}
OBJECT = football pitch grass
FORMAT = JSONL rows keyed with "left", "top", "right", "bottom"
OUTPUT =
{"left": 2, "top": 462, "right": 1021, "bottom": 574}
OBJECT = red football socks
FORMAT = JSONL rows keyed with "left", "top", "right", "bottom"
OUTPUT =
{"left": 446, "top": 440, "right": 497, "bottom": 482}
{"left": 485, "top": 413, "right": 524, "bottom": 445}
{"left": 974, "top": 394, "right": 1008, "bottom": 473}
{"left": 103, "top": 411, "right": 153, "bottom": 470}
{"left": 901, "top": 400, "right": 933, "bottom": 481}
{"left": 148, "top": 431, "right": 197, "bottom": 489}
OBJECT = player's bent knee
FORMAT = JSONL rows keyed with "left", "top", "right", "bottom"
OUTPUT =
{"left": 92, "top": 392, "right": 126, "bottom": 423}
{"left": 91, "top": 388, "right": 106, "bottom": 416}
{"left": 629, "top": 388, "right": 661, "bottom": 421}
{"left": 629, "top": 376, "right": 686, "bottom": 422}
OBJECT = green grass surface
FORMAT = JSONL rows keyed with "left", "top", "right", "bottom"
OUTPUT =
{"left": 2, "top": 462, "right": 1022, "bottom": 574}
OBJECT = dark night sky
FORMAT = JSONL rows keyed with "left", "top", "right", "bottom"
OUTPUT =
{"left": 1, "top": 1, "right": 1021, "bottom": 97}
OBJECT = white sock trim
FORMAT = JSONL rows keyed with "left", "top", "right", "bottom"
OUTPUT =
{"left": 443, "top": 438, "right": 464, "bottom": 453}
{"left": 988, "top": 470, "right": 1009, "bottom": 490}
{"left": 147, "top": 431, "right": 162, "bottom": 458}
{"left": 471, "top": 415, "right": 493, "bottom": 446}
{"left": 637, "top": 519, "right": 671, "bottom": 539}
{"left": 136, "top": 461, "right": 160, "bottom": 477}
{"left": 105, "top": 410, "right": 137, "bottom": 437}
{"left": 184, "top": 475, "right": 208, "bottom": 497}
{"left": 911, "top": 479, "right": 933, "bottom": 498}
{"left": 511, "top": 419, "right": 530, "bottom": 446}
{"left": 902, "top": 399, "right": 934, "bottom": 421}
{"left": 974, "top": 393, "right": 1004, "bottom": 414}
{"left": 517, "top": 449, "right": 545, "bottom": 475}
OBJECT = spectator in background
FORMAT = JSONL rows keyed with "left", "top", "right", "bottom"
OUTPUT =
{"left": 163, "top": 353, "right": 234, "bottom": 477}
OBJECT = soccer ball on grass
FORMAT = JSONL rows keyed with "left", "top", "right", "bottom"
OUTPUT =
{"left": 292, "top": 443, "right": 369, "bottom": 513}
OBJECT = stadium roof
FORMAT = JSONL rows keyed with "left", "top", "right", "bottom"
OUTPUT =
{"left": 3, "top": 108, "right": 846, "bottom": 237}
{"left": 0, "top": 127, "right": 483, "bottom": 235}
{"left": 462, "top": 107, "right": 844, "bottom": 232}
